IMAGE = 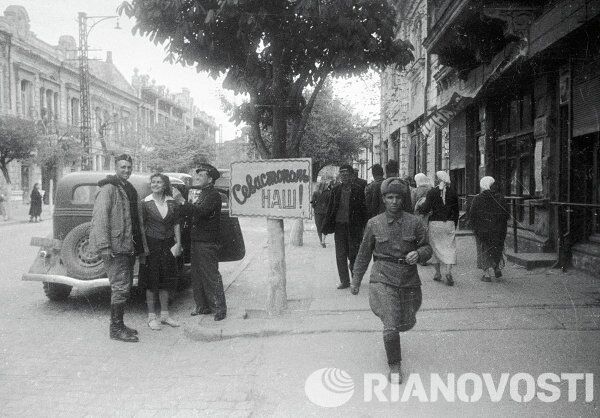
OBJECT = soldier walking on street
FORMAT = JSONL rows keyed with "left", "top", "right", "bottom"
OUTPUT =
{"left": 351, "top": 178, "right": 432, "bottom": 384}
{"left": 184, "top": 164, "right": 227, "bottom": 321}
{"left": 89, "top": 154, "right": 148, "bottom": 343}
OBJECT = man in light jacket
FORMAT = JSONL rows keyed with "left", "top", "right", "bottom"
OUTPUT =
{"left": 89, "top": 154, "right": 148, "bottom": 342}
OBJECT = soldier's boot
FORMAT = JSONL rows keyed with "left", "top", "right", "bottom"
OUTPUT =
{"left": 384, "top": 332, "right": 402, "bottom": 384}
{"left": 110, "top": 303, "right": 138, "bottom": 343}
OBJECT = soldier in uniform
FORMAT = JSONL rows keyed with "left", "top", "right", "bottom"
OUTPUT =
{"left": 89, "top": 154, "right": 148, "bottom": 343}
{"left": 351, "top": 177, "right": 432, "bottom": 384}
{"left": 183, "top": 164, "right": 227, "bottom": 321}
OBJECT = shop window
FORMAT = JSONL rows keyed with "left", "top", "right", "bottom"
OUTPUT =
{"left": 495, "top": 133, "right": 535, "bottom": 220}
{"left": 497, "top": 87, "right": 534, "bottom": 136}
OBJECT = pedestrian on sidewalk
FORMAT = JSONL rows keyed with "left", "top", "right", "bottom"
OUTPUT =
{"left": 354, "top": 168, "right": 368, "bottom": 191}
{"left": 183, "top": 164, "right": 227, "bottom": 321}
{"left": 140, "top": 173, "right": 182, "bottom": 331}
{"left": 351, "top": 177, "right": 432, "bottom": 384}
{"left": 468, "top": 176, "right": 510, "bottom": 282}
{"left": 89, "top": 154, "right": 148, "bottom": 343}
{"left": 28, "top": 183, "right": 42, "bottom": 222}
{"left": 417, "top": 171, "right": 459, "bottom": 285}
{"left": 311, "top": 180, "right": 332, "bottom": 248}
{"left": 364, "top": 164, "right": 385, "bottom": 219}
{"left": 0, "top": 189, "right": 7, "bottom": 221}
{"left": 322, "top": 164, "right": 368, "bottom": 290}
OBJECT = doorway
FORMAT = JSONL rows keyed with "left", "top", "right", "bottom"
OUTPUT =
{"left": 570, "top": 132, "right": 600, "bottom": 242}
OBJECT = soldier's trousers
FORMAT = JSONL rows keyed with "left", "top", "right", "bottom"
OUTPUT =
{"left": 105, "top": 254, "right": 135, "bottom": 304}
{"left": 191, "top": 241, "right": 227, "bottom": 315}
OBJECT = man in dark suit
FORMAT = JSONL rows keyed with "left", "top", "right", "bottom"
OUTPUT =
{"left": 364, "top": 163, "right": 385, "bottom": 218}
{"left": 354, "top": 168, "right": 368, "bottom": 191}
{"left": 323, "top": 164, "right": 368, "bottom": 289}
{"left": 183, "top": 163, "right": 227, "bottom": 321}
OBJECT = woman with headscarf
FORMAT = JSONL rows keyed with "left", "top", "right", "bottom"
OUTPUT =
{"left": 29, "top": 183, "right": 43, "bottom": 222}
{"left": 468, "top": 176, "right": 510, "bottom": 281}
{"left": 411, "top": 173, "right": 432, "bottom": 213}
{"left": 351, "top": 178, "right": 432, "bottom": 384}
{"left": 418, "top": 171, "right": 459, "bottom": 285}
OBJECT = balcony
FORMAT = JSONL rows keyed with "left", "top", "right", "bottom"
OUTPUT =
{"left": 424, "top": 0, "right": 544, "bottom": 78}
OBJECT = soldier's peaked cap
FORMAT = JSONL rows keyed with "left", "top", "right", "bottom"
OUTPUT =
{"left": 195, "top": 163, "right": 220, "bottom": 181}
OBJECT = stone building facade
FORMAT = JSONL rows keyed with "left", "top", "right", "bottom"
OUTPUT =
{"left": 380, "top": 0, "right": 600, "bottom": 274}
{"left": 0, "top": 5, "right": 219, "bottom": 201}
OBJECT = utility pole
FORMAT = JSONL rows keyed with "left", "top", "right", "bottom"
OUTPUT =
{"left": 77, "top": 12, "right": 119, "bottom": 171}
{"left": 78, "top": 12, "right": 91, "bottom": 171}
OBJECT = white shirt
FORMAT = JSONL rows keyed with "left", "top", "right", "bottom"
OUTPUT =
{"left": 144, "top": 194, "right": 174, "bottom": 219}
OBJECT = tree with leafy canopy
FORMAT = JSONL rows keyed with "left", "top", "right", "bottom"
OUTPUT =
{"left": 0, "top": 116, "right": 39, "bottom": 185}
{"left": 144, "top": 122, "right": 215, "bottom": 173}
{"left": 238, "top": 79, "right": 368, "bottom": 180}
{"left": 119, "top": 0, "right": 413, "bottom": 314}
{"left": 33, "top": 123, "right": 82, "bottom": 199}
{"left": 300, "top": 80, "right": 368, "bottom": 181}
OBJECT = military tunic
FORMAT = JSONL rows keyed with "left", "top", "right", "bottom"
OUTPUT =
{"left": 352, "top": 212, "right": 432, "bottom": 333}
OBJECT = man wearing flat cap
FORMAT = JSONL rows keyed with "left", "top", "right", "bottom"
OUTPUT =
{"left": 351, "top": 177, "right": 432, "bottom": 384}
{"left": 89, "top": 154, "right": 148, "bottom": 343}
{"left": 322, "top": 164, "right": 368, "bottom": 290}
{"left": 181, "top": 163, "right": 227, "bottom": 321}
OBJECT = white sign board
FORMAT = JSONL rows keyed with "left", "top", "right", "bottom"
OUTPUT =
{"left": 230, "top": 159, "right": 312, "bottom": 219}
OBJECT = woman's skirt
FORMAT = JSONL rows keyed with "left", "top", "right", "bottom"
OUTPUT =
{"left": 476, "top": 235, "right": 505, "bottom": 270}
{"left": 369, "top": 283, "right": 422, "bottom": 332}
{"left": 29, "top": 202, "right": 42, "bottom": 217}
{"left": 139, "top": 236, "right": 179, "bottom": 291}
{"left": 428, "top": 220, "right": 456, "bottom": 265}
{"left": 314, "top": 213, "right": 326, "bottom": 235}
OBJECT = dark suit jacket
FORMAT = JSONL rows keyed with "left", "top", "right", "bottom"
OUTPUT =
{"left": 322, "top": 182, "right": 368, "bottom": 235}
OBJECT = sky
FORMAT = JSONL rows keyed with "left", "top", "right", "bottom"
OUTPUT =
{"left": 0, "top": 0, "right": 380, "bottom": 141}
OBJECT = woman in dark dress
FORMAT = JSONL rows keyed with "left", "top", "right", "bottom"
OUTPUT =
{"left": 469, "top": 176, "right": 510, "bottom": 282}
{"left": 311, "top": 180, "right": 333, "bottom": 248}
{"left": 29, "top": 183, "right": 43, "bottom": 222}
{"left": 141, "top": 173, "right": 182, "bottom": 330}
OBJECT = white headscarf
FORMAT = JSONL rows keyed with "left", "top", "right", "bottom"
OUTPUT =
{"left": 480, "top": 176, "right": 495, "bottom": 191}
{"left": 414, "top": 173, "right": 431, "bottom": 187}
{"left": 436, "top": 171, "right": 450, "bottom": 204}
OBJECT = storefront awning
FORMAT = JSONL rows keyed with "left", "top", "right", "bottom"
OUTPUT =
{"left": 420, "top": 41, "right": 528, "bottom": 138}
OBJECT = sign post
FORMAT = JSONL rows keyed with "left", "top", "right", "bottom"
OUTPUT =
{"left": 230, "top": 158, "right": 312, "bottom": 315}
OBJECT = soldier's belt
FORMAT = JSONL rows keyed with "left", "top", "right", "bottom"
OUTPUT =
{"left": 373, "top": 255, "right": 409, "bottom": 265}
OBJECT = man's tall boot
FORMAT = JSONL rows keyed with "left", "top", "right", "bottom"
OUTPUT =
{"left": 383, "top": 332, "right": 402, "bottom": 384}
{"left": 109, "top": 303, "right": 138, "bottom": 342}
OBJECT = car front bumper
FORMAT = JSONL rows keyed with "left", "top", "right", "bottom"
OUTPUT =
{"left": 22, "top": 273, "right": 111, "bottom": 289}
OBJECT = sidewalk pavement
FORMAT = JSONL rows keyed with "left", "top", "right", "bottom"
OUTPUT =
{"left": 185, "top": 220, "right": 600, "bottom": 341}
{"left": 0, "top": 201, "right": 53, "bottom": 227}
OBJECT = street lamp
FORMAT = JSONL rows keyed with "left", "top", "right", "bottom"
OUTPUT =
{"left": 78, "top": 12, "right": 120, "bottom": 171}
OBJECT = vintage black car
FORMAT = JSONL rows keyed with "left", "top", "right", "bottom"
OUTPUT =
{"left": 22, "top": 171, "right": 245, "bottom": 301}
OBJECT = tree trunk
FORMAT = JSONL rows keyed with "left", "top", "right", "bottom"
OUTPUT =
{"left": 0, "top": 164, "right": 11, "bottom": 185}
{"left": 290, "top": 218, "right": 304, "bottom": 246}
{"left": 265, "top": 38, "right": 289, "bottom": 315}
{"left": 266, "top": 218, "right": 287, "bottom": 315}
